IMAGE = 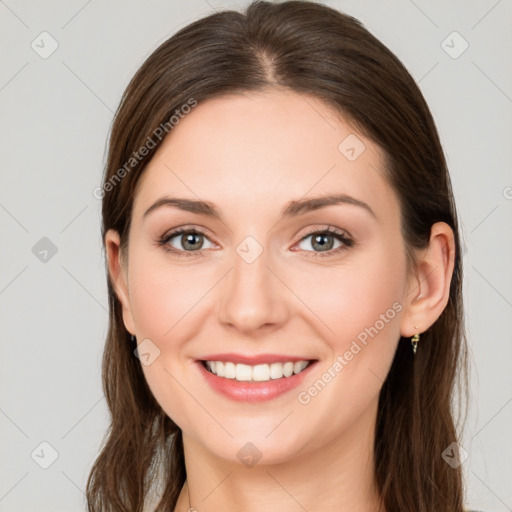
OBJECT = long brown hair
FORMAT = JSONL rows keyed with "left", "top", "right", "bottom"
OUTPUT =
{"left": 87, "top": 1, "right": 469, "bottom": 510}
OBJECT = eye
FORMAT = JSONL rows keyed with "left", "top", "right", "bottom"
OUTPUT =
{"left": 157, "top": 225, "right": 354, "bottom": 259}
{"left": 295, "top": 227, "right": 354, "bottom": 258}
{"left": 157, "top": 227, "right": 215, "bottom": 257}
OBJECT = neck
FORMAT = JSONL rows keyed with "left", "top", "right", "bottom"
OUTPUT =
{"left": 174, "top": 397, "right": 385, "bottom": 512}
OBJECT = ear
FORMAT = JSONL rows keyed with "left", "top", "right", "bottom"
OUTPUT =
{"left": 400, "top": 222, "right": 456, "bottom": 337}
{"left": 104, "top": 229, "right": 136, "bottom": 336}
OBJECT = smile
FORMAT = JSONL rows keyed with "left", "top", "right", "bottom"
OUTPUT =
{"left": 196, "top": 359, "right": 318, "bottom": 403}
{"left": 203, "top": 360, "right": 312, "bottom": 382}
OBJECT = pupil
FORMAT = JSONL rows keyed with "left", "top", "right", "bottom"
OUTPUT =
{"left": 183, "top": 233, "right": 202, "bottom": 250}
{"left": 313, "top": 234, "right": 333, "bottom": 251}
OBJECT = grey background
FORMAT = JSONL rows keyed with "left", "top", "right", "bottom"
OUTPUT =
{"left": 0, "top": 0, "right": 511, "bottom": 511}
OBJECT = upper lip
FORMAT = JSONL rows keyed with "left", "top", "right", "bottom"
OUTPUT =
{"left": 198, "top": 353, "right": 317, "bottom": 365}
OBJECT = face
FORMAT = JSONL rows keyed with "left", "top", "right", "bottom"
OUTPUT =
{"left": 108, "top": 89, "right": 415, "bottom": 465}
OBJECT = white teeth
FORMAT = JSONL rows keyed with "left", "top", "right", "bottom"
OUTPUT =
{"left": 283, "top": 361, "right": 294, "bottom": 377}
{"left": 252, "top": 364, "right": 269, "bottom": 381}
{"left": 224, "top": 362, "right": 236, "bottom": 379}
{"left": 236, "top": 364, "right": 253, "bottom": 381}
{"left": 204, "top": 360, "right": 311, "bottom": 382}
{"left": 216, "top": 361, "right": 224, "bottom": 377}
{"left": 293, "top": 361, "right": 306, "bottom": 374}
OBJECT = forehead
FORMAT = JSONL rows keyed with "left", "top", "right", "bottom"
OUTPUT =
{"left": 132, "top": 89, "right": 398, "bottom": 224}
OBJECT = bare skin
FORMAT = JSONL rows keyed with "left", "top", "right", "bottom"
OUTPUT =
{"left": 105, "top": 89, "right": 455, "bottom": 512}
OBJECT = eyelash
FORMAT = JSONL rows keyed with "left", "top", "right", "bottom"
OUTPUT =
{"left": 156, "top": 225, "right": 354, "bottom": 259}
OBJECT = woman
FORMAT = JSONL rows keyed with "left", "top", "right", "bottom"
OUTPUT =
{"left": 87, "top": 1, "right": 476, "bottom": 511}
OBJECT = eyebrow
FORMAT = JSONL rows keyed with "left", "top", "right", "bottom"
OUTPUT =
{"left": 142, "top": 193, "right": 376, "bottom": 220}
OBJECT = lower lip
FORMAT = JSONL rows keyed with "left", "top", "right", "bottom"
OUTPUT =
{"left": 195, "top": 360, "right": 317, "bottom": 403}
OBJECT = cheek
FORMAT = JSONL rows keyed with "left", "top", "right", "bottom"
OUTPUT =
{"left": 288, "top": 243, "right": 406, "bottom": 351}
{"left": 127, "top": 254, "right": 211, "bottom": 427}
{"left": 290, "top": 250, "right": 405, "bottom": 440}
{"left": 128, "top": 252, "right": 211, "bottom": 342}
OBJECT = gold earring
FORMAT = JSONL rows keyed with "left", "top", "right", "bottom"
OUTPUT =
{"left": 411, "top": 326, "right": 420, "bottom": 355}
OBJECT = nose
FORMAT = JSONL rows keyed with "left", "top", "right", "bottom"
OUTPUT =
{"left": 217, "top": 244, "right": 290, "bottom": 335}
